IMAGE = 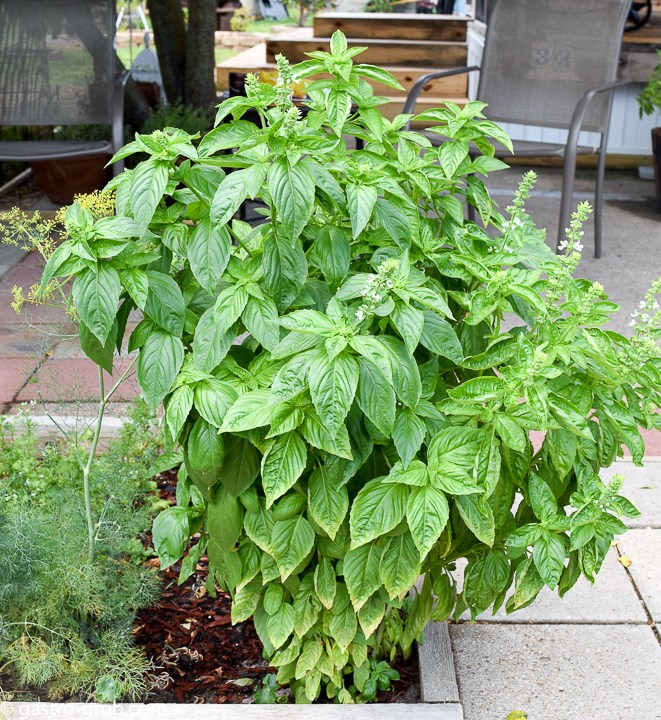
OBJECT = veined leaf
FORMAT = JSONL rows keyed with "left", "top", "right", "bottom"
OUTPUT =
{"left": 271, "top": 515, "right": 315, "bottom": 581}
{"left": 137, "top": 329, "right": 184, "bottom": 411}
{"left": 268, "top": 158, "right": 315, "bottom": 240}
{"left": 356, "top": 357, "right": 396, "bottom": 436}
{"left": 344, "top": 543, "right": 383, "bottom": 612}
{"left": 187, "top": 218, "right": 231, "bottom": 293}
{"left": 72, "top": 266, "right": 121, "bottom": 344}
{"left": 308, "top": 351, "right": 359, "bottom": 436}
{"left": 308, "top": 464, "right": 349, "bottom": 539}
{"left": 346, "top": 183, "right": 377, "bottom": 239}
{"left": 406, "top": 485, "right": 449, "bottom": 560}
{"left": 261, "top": 431, "right": 308, "bottom": 507}
{"left": 379, "top": 532, "right": 420, "bottom": 597}
{"left": 350, "top": 480, "right": 409, "bottom": 549}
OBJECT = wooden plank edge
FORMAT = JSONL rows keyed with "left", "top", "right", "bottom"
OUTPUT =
{"left": 418, "top": 621, "right": 461, "bottom": 705}
{"left": 4, "top": 703, "right": 464, "bottom": 718}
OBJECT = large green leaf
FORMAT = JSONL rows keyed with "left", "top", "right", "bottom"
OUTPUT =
{"left": 533, "top": 531, "right": 566, "bottom": 589}
{"left": 314, "top": 225, "right": 351, "bottom": 290}
{"left": 221, "top": 435, "right": 260, "bottom": 498}
{"left": 242, "top": 295, "right": 280, "bottom": 351}
{"left": 314, "top": 557, "right": 337, "bottom": 610}
{"left": 419, "top": 310, "right": 463, "bottom": 364}
{"left": 207, "top": 485, "right": 243, "bottom": 552}
{"left": 271, "top": 515, "right": 315, "bottom": 580}
{"left": 302, "top": 409, "right": 353, "bottom": 459}
{"left": 79, "top": 318, "right": 117, "bottom": 375}
{"left": 144, "top": 271, "right": 185, "bottom": 337}
{"left": 72, "top": 266, "right": 121, "bottom": 344}
{"left": 152, "top": 506, "right": 190, "bottom": 568}
{"left": 455, "top": 494, "right": 495, "bottom": 546}
{"left": 392, "top": 407, "right": 426, "bottom": 469}
{"left": 308, "top": 464, "right": 349, "bottom": 539}
{"left": 136, "top": 329, "right": 184, "bottom": 410}
{"left": 194, "top": 378, "right": 238, "bottom": 428}
{"left": 214, "top": 284, "right": 249, "bottom": 336}
{"left": 346, "top": 183, "right": 377, "bottom": 239}
{"left": 358, "top": 593, "right": 385, "bottom": 639}
{"left": 391, "top": 302, "right": 424, "bottom": 356}
{"left": 221, "top": 389, "right": 275, "bottom": 433}
{"left": 262, "top": 234, "right": 308, "bottom": 311}
{"left": 210, "top": 170, "right": 248, "bottom": 227}
{"left": 378, "top": 336, "right": 421, "bottom": 409}
{"left": 350, "top": 480, "right": 409, "bottom": 549}
{"left": 308, "top": 351, "right": 359, "bottom": 436}
{"left": 131, "top": 158, "right": 169, "bottom": 233}
{"left": 166, "top": 384, "right": 194, "bottom": 442}
{"left": 356, "top": 357, "right": 395, "bottom": 436}
{"left": 379, "top": 532, "right": 420, "bottom": 597}
{"left": 343, "top": 542, "right": 383, "bottom": 612}
{"left": 268, "top": 158, "right": 315, "bottom": 240}
{"left": 186, "top": 416, "right": 225, "bottom": 486}
{"left": 267, "top": 603, "right": 295, "bottom": 649}
{"left": 187, "top": 218, "right": 231, "bottom": 293}
{"left": 373, "top": 198, "right": 410, "bottom": 249}
{"left": 406, "top": 485, "right": 449, "bottom": 560}
{"left": 192, "top": 306, "right": 235, "bottom": 372}
{"left": 261, "top": 431, "right": 308, "bottom": 507}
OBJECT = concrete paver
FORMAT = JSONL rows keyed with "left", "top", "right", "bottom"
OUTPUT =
{"left": 618, "top": 528, "right": 661, "bottom": 623}
{"left": 600, "top": 463, "right": 661, "bottom": 528}
{"left": 15, "top": 357, "right": 139, "bottom": 404}
{"left": 450, "top": 623, "right": 661, "bottom": 720}
{"left": 458, "top": 548, "right": 646, "bottom": 624}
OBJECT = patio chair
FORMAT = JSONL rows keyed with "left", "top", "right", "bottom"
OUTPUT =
{"left": 402, "top": 0, "right": 633, "bottom": 258}
{"left": 0, "top": 0, "right": 129, "bottom": 178}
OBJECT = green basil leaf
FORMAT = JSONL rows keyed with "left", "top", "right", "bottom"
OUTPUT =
{"left": 308, "top": 464, "right": 349, "bottom": 540}
{"left": 137, "top": 329, "right": 184, "bottom": 410}
{"left": 187, "top": 218, "right": 231, "bottom": 293}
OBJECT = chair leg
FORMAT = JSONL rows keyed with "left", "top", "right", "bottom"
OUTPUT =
{"left": 557, "top": 134, "right": 580, "bottom": 253}
{"left": 594, "top": 132, "right": 608, "bottom": 259}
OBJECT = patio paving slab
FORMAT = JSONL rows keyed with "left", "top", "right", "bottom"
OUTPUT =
{"left": 600, "top": 462, "right": 661, "bottom": 528}
{"left": 15, "top": 357, "right": 140, "bottom": 403}
{"left": 618, "top": 528, "right": 661, "bottom": 623}
{"left": 457, "top": 547, "right": 646, "bottom": 624}
{"left": 449, "top": 623, "right": 661, "bottom": 720}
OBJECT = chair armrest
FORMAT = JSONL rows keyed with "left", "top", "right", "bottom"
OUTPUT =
{"left": 567, "top": 78, "right": 634, "bottom": 150}
{"left": 402, "top": 65, "right": 481, "bottom": 119}
{"left": 116, "top": 68, "right": 132, "bottom": 87}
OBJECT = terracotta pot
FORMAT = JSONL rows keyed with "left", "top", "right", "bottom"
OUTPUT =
{"left": 651, "top": 127, "right": 661, "bottom": 210}
{"left": 29, "top": 153, "right": 111, "bottom": 205}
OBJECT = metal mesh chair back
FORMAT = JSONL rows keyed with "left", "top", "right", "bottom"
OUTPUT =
{"left": 0, "top": 0, "right": 115, "bottom": 126}
{"left": 477, "top": 0, "right": 630, "bottom": 134}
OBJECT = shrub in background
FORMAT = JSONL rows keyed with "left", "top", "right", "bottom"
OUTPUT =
{"left": 34, "top": 32, "right": 655, "bottom": 703}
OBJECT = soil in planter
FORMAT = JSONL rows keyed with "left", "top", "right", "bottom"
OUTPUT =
{"left": 133, "top": 472, "right": 421, "bottom": 705}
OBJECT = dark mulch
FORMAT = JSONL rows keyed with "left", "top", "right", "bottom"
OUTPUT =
{"left": 135, "top": 472, "right": 420, "bottom": 704}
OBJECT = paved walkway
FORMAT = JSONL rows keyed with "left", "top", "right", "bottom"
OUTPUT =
{"left": 445, "top": 166, "right": 661, "bottom": 720}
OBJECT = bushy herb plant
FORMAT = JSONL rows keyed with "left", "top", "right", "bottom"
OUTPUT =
{"left": 0, "top": 402, "right": 164, "bottom": 701}
{"left": 35, "top": 31, "right": 656, "bottom": 703}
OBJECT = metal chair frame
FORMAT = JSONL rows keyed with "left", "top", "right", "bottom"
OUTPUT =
{"left": 0, "top": 2, "right": 130, "bottom": 176}
{"left": 402, "top": 3, "right": 633, "bottom": 258}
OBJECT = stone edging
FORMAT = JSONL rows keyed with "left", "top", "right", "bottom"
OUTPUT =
{"left": 3, "top": 702, "right": 463, "bottom": 719}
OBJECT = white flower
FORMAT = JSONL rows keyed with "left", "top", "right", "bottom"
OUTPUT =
{"left": 631, "top": 311, "right": 638, "bottom": 318}
{"left": 654, "top": 301, "right": 660, "bottom": 310}
{"left": 558, "top": 240, "right": 568, "bottom": 251}
{"left": 356, "top": 310, "right": 365, "bottom": 321}
{"left": 640, "top": 300, "right": 647, "bottom": 309}
{"left": 361, "top": 289, "right": 368, "bottom": 297}
{"left": 574, "top": 242, "right": 583, "bottom": 252}
{"left": 629, "top": 319, "right": 637, "bottom": 327}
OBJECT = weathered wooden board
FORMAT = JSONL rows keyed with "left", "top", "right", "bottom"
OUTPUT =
{"left": 313, "top": 12, "right": 468, "bottom": 42}
{"left": 216, "top": 44, "right": 467, "bottom": 99}
{"left": 7, "top": 704, "right": 464, "bottom": 719}
{"left": 418, "top": 621, "right": 461, "bottom": 704}
{"left": 266, "top": 27, "right": 467, "bottom": 68}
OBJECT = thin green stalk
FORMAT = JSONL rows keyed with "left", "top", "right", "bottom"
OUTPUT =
{"left": 84, "top": 366, "right": 105, "bottom": 563}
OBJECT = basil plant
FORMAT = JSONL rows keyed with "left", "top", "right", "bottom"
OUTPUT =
{"left": 41, "top": 31, "right": 654, "bottom": 704}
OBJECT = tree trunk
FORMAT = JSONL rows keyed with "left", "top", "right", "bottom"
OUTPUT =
{"left": 185, "top": 0, "right": 218, "bottom": 110}
{"left": 146, "top": 0, "right": 187, "bottom": 105}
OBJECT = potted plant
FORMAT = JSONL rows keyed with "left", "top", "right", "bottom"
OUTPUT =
{"left": 38, "top": 31, "right": 655, "bottom": 704}
{"left": 637, "top": 48, "right": 661, "bottom": 206}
